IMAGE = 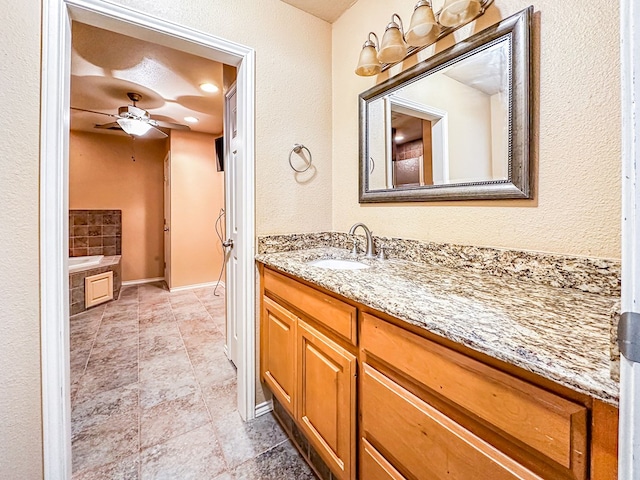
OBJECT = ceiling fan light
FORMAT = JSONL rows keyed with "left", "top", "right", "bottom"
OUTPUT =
{"left": 184, "top": 116, "right": 199, "bottom": 123}
{"left": 117, "top": 118, "right": 153, "bottom": 136}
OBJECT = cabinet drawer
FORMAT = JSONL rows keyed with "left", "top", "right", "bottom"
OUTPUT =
{"left": 362, "top": 363, "right": 542, "bottom": 480}
{"left": 361, "top": 314, "right": 587, "bottom": 479}
{"left": 361, "top": 439, "right": 406, "bottom": 480}
{"left": 264, "top": 268, "right": 357, "bottom": 344}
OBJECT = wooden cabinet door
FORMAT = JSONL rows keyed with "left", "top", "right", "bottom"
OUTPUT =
{"left": 261, "top": 296, "right": 297, "bottom": 416}
{"left": 297, "top": 319, "right": 356, "bottom": 480}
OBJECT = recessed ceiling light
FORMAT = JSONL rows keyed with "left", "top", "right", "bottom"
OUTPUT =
{"left": 184, "top": 116, "right": 199, "bottom": 123}
{"left": 199, "top": 83, "right": 219, "bottom": 93}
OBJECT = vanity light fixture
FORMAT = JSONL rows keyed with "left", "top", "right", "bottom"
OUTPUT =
{"left": 117, "top": 118, "right": 153, "bottom": 136}
{"left": 439, "top": 0, "right": 482, "bottom": 27}
{"left": 378, "top": 14, "right": 408, "bottom": 64}
{"left": 199, "top": 82, "right": 219, "bottom": 93}
{"left": 406, "top": 0, "right": 440, "bottom": 47}
{"left": 355, "top": 0, "right": 493, "bottom": 76}
{"left": 355, "top": 32, "right": 382, "bottom": 76}
{"left": 184, "top": 116, "right": 199, "bottom": 123}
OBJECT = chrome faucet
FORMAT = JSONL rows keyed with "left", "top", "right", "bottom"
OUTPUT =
{"left": 348, "top": 222, "right": 375, "bottom": 258}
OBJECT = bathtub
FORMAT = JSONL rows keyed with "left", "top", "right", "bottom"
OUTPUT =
{"left": 68, "top": 255, "right": 104, "bottom": 273}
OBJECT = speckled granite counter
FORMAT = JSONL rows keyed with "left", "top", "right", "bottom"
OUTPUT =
{"left": 256, "top": 246, "right": 619, "bottom": 405}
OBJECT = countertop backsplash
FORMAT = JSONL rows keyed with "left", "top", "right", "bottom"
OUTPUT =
{"left": 258, "top": 232, "right": 620, "bottom": 295}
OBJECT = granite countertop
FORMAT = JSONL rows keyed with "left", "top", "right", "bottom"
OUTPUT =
{"left": 256, "top": 247, "right": 619, "bottom": 405}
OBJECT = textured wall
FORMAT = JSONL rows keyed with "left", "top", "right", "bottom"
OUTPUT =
{"left": 0, "top": 0, "right": 44, "bottom": 477}
{"left": 111, "top": 0, "right": 334, "bottom": 235}
{"left": 332, "top": 0, "right": 621, "bottom": 259}
{"left": 69, "top": 131, "right": 167, "bottom": 281}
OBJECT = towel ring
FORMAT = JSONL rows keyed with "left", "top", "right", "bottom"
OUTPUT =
{"left": 289, "top": 143, "right": 312, "bottom": 173}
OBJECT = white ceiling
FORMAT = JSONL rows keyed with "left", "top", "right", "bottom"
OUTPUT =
{"left": 280, "top": 0, "right": 357, "bottom": 23}
{"left": 443, "top": 42, "right": 508, "bottom": 96}
{"left": 70, "top": 22, "right": 229, "bottom": 137}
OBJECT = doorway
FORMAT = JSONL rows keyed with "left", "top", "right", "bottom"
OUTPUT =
{"left": 41, "top": 1, "right": 256, "bottom": 478}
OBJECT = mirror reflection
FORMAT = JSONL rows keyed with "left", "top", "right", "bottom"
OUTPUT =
{"left": 368, "top": 39, "right": 510, "bottom": 191}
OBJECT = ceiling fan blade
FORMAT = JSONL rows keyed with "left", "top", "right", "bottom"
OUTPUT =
{"left": 146, "top": 126, "right": 169, "bottom": 139}
{"left": 94, "top": 122, "right": 121, "bottom": 130}
{"left": 71, "top": 107, "right": 119, "bottom": 118}
{"left": 152, "top": 120, "right": 191, "bottom": 131}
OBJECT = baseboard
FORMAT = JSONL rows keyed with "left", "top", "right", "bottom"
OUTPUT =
{"left": 169, "top": 280, "right": 225, "bottom": 293}
{"left": 121, "top": 277, "right": 165, "bottom": 286}
{"left": 255, "top": 400, "right": 273, "bottom": 417}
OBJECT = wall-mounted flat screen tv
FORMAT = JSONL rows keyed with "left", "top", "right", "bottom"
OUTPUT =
{"left": 215, "top": 136, "right": 224, "bottom": 172}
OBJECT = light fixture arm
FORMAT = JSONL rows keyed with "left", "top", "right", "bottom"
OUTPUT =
{"left": 363, "top": 31, "right": 379, "bottom": 48}
{"left": 390, "top": 13, "right": 405, "bottom": 37}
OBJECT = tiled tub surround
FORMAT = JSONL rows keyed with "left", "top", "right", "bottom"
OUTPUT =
{"left": 70, "top": 209, "right": 122, "bottom": 257}
{"left": 256, "top": 241, "right": 620, "bottom": 406}
{"left": 70, "top": 256, "right": 122, "bottom": 316}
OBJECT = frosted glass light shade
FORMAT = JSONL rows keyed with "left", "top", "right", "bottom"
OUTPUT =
{"left": 406, "top": 2, "right": 440, "bottom": 47}
{"left": 378, "top": 25, "right": 407, "bottom": 64}
{"left": 356, "top": 44, "right": 381, "bottom": 76}
{"left": 439, "top": 0, "right": 481, "bottom": 27}
{"left": 117, "top": 118, "right": 153, "bottom": 136}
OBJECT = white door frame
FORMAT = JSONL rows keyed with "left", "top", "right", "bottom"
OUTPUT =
{"left": 40, "top": 1, "right": 256, "bottom": 478}
{"left": 619, "top": 0, "right": 640, "bottom": 477}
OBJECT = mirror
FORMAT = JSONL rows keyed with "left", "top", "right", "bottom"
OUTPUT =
{"left": 359, "top": 7, "right": 532, "bottom": 202}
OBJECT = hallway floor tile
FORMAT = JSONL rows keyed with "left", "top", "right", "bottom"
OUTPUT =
{"left": 70, "top": 282, "right": 313, "bottom": 479}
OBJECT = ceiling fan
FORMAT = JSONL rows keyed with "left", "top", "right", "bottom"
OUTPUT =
{"left": 71, "top": 92, "right": 190, "bottom": 138}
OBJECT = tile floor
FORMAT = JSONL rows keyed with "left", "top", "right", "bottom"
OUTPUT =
{"left": 70, "top": 282, "right": 315, "bottom": 479}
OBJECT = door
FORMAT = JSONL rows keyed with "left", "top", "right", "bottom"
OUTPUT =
{"left": 297, "top": 319, "right": 356, "bottom": 480}
{"left": 163, "top": 152, "right": 171, "bottom": 288}
{"left": 224, "top": 83, "right": 240, "bottom": 366}
{"left": 619, "top": 0, "right": 640, "bottom": 477}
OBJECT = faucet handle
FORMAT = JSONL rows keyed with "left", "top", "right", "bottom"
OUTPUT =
{"left": 378, "top": 244, "right": 385, "bottom": 260}
{"left": 351, "top": 237, "right": 358, "bottom": 255}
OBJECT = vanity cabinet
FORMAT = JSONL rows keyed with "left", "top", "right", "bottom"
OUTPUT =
{"left": 258, "top": 265, "right": 618, "bottom": 480}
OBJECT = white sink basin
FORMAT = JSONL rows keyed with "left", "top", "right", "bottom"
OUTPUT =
{"left": 307, "top": 258, "right": 370, "bottom": 270}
